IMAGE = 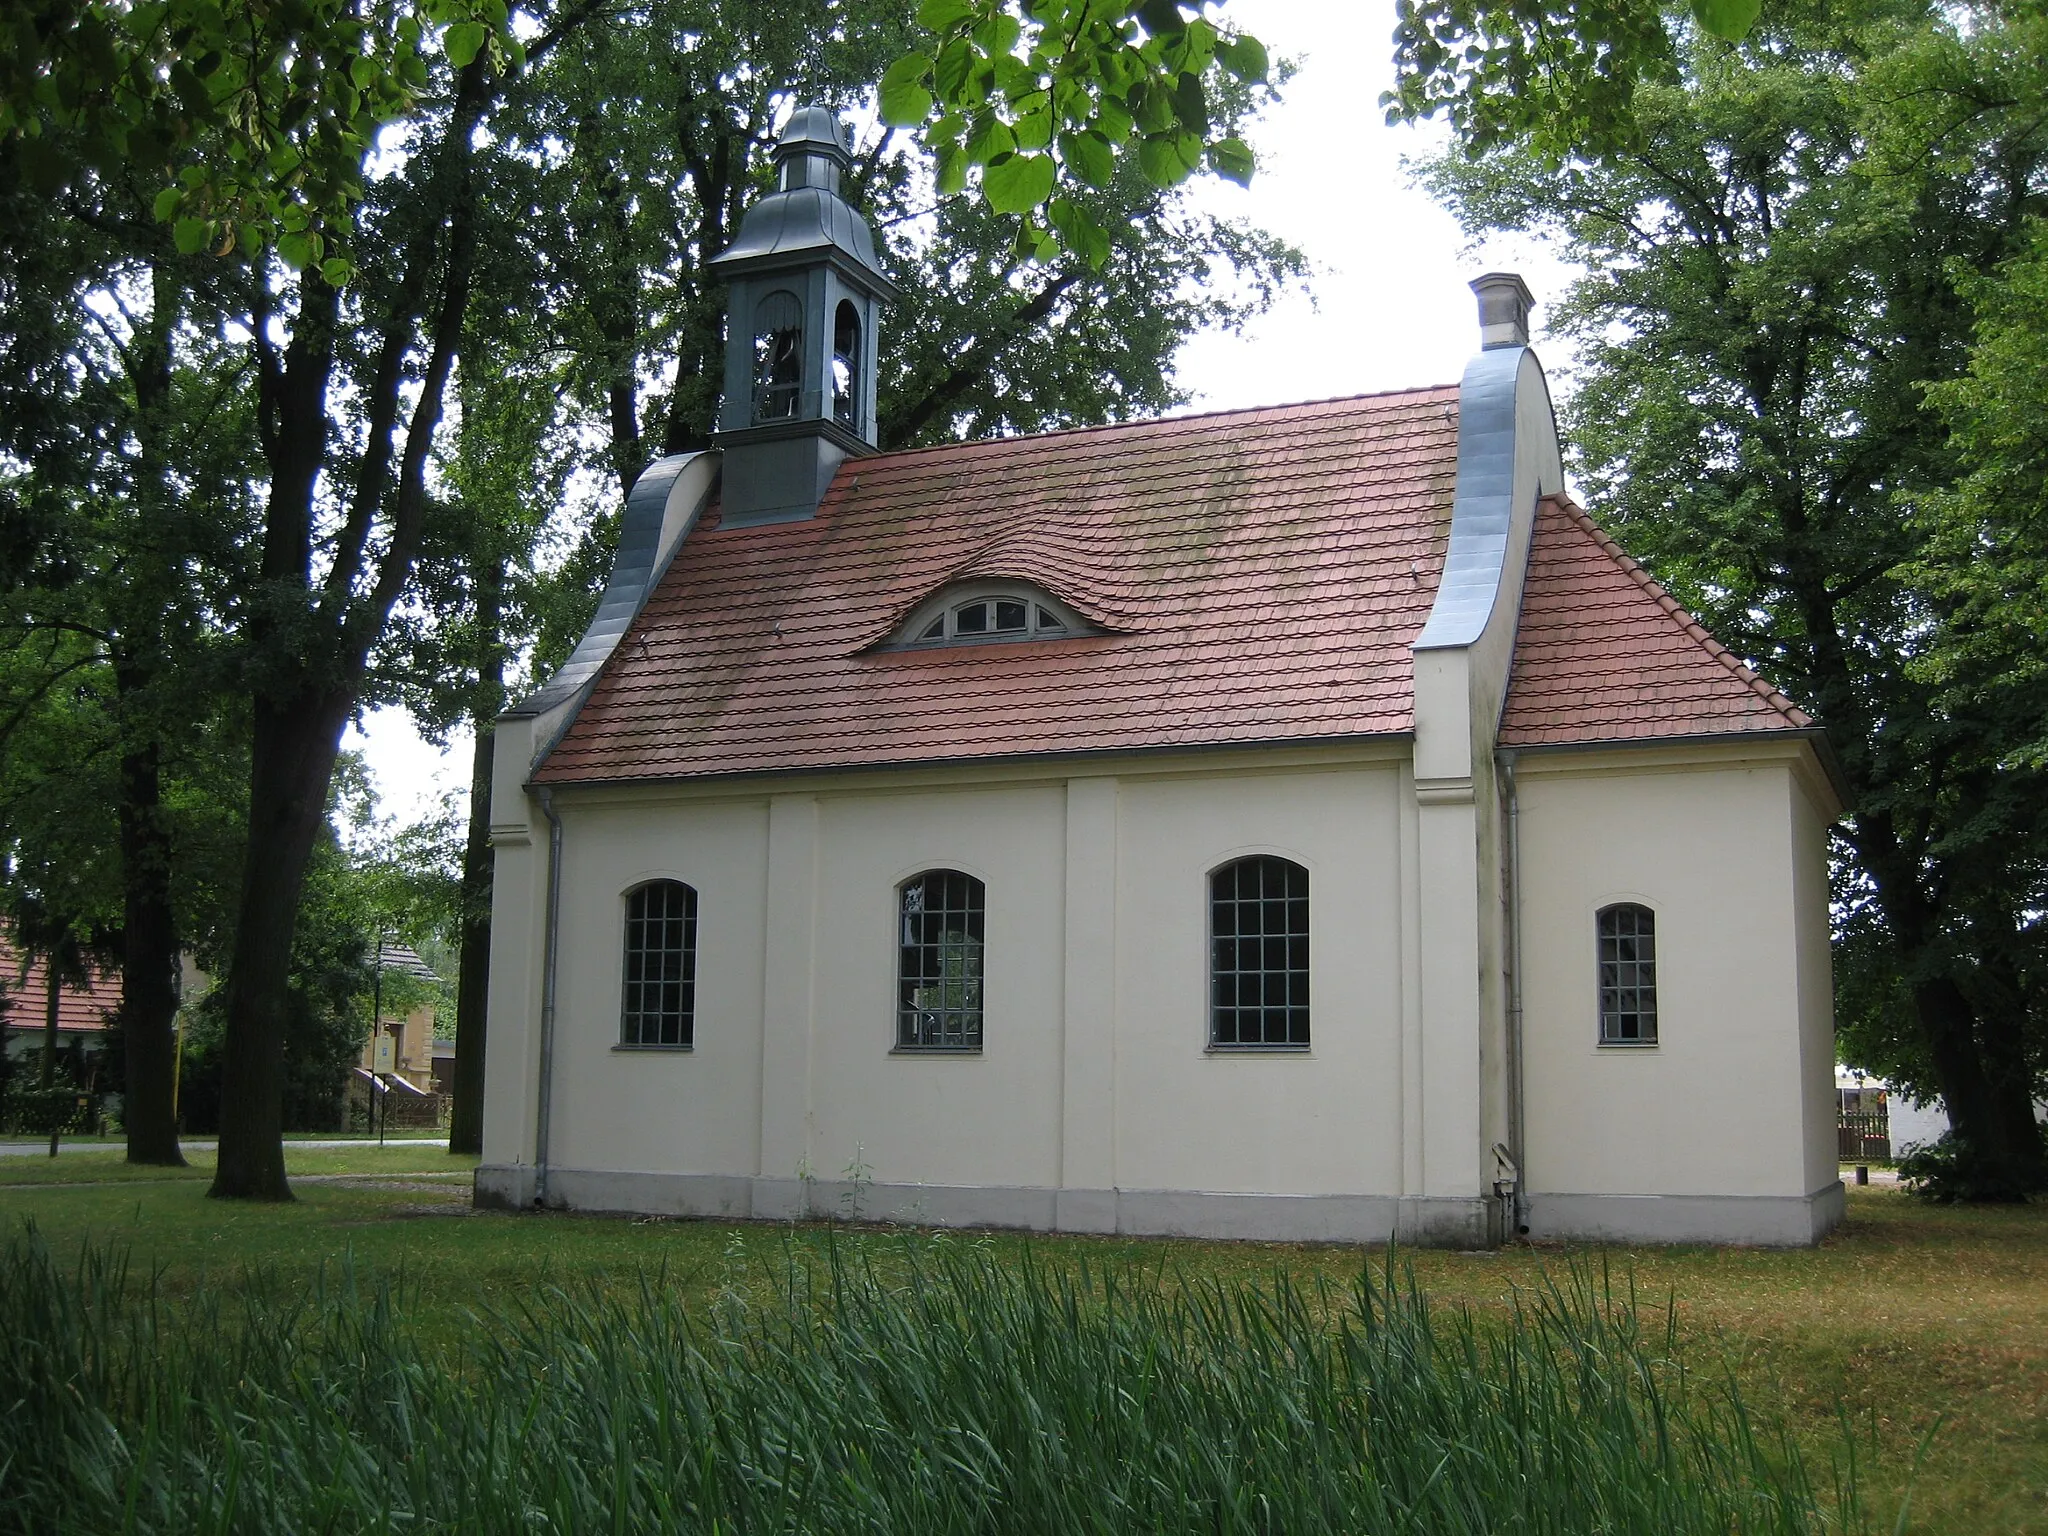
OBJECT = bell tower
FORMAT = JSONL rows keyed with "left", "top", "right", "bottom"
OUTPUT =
{"left": 708, "top": 105, "right": 898, "bottom": 526}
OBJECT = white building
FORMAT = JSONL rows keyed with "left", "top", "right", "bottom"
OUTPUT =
{"left": 476, "top": 109, "right": 1845, "bottom": 1246}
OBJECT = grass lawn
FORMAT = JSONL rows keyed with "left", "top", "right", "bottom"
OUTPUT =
{"left": 1, "top": 1166, "right": 2039, "bottom": 1533}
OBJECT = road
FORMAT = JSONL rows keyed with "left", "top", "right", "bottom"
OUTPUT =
{"left": 0, "top": 1138, "right": 450, "bottom": 1159}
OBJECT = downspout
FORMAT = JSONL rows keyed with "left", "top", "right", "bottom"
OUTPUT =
{"left": 534, "top": 786, "right": 565, "bottom": 1208}
{"left": 1499, "top": 748, "right": 1529, "bottom": 1236}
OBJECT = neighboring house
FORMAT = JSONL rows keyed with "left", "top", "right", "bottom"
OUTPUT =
{"left": 1835, "top": 1068, "right": 1893, "bottom": 1159}
{"left": 359, "top": 940, "right": 442, "bottom": 1094}
{"left": 431, "top": 1040, "right": 457, "bottom": 1096}
{"left": 0, "top": 938, "right": 120, "bottom": 1074}
{"left": 1887, "top": 1090, "right": 1950, "bottom": 1157}
{"left": 476, "top": 107, "right": 1845, "bottom": 1246}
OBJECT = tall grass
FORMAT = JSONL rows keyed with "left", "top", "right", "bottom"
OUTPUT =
{"left": 0, "top": 1226, "right": 1870, "bottom": 1534}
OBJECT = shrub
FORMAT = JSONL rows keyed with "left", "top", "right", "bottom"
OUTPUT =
{"left": 1898, "top": 1130, "right": 2038, "bottom": 1203}
{"left": 0, "top": 1084, "right": 96, "bottom": 1137}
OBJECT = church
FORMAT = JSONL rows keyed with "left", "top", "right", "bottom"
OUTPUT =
{"left": 476, "top": 107, "right": 1845, "bottom": 1246}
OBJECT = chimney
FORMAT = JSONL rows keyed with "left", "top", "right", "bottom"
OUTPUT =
{"left": 1471, "top": 272, "right": 1535, "bottom": 350}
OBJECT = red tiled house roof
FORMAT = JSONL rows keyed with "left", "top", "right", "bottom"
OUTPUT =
{"left": 1499, "top": 499, "right": 1810, "bottom": 746}
{"left": 0, "top": 940, "right": 120, "bottom": 1033}
{"left": 540, "top": 389, "right": 1462, "bottom": 783}
{"left": 536, "top": 392, "right": 1811, "bottom": 785}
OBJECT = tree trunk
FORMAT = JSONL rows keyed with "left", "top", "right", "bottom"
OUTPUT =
{"left": 449, "top": 555, "right": 504, "bottom": 1155}
{"left": 448, "top": 726, "right": 496, "bottom": 1155}
{"left": 115, "top": 266, "right": 186, "bottom": 1167}
{"left": 208, "top": 691, "right": 354, "bottom": 1200}
{"left": 1975, "top": 965, "right": 2048, "bottom": 1185}
{"left": 117, "top": 731, "right": 184, "bottom": 1165}
{"left": 1912, "top": 973, "right": 2002, "bottom": 1144}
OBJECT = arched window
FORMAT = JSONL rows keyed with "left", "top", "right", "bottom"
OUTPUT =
{"left": 831, "top": 299, "right": 861, "bottom": 428}
{"left": 897, "top": 869, "right": 984, "bottom": 1051}
{"left": 1597, "top": 903, "right": 1657, "bottom": 1044}
{"left": 752, "top": 290, "right": 803, "bottom": 422}
{"left": 1210, "top": 856, "right": 1310, "bottom": 1048}
{"left": 907, "top": 592, "right": 1075, "bottom": 645}
{"left": 621, "top": 880, "right": 697, "bottom": 1047}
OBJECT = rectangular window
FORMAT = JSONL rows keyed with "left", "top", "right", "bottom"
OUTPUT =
{"left": 898, "top": 870, "right": 985, "bottom": 1051}
{"left": 1210, "top": 857, "right": 1310, "bottom": 1047}
{"left": 622, "top": 881, "right": 697, "bottom": 1046}
{"left": 1597, "top": 903, "right": 1657, "bottom": 1044}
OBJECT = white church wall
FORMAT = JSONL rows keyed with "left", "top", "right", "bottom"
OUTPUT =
{"left": 803, "top": 783, "right": 1068, "bottom": 1193}
{"left": 543, "top": 796, "right": 772, "bottom": 1185}
{"left": 1109, "top": 764, "right": 1407, "bottom": 1199}
{"left": 1515, "top": 744, "right": 1839, "bottom": 1241}
{"left": 482, "top": 748, "right": 1419, "bottom": 1231}
{"left": 1791, "top": 771, "right": 1843, "bottom": 1196}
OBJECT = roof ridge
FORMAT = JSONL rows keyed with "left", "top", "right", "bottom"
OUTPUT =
{"left": 1548, "top": 496, "right": 1811, "bottom": 730}
{"left": 848, "top": 383, "right": 1461, "bottom": 471}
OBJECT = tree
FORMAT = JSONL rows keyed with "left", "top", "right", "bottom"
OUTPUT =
{"left": 0, "top": 147, "right": 261, "bottom": 1166}
{"left": 374, "top": 0, "right": 1302, "bottom": 1152}
{"left": 1384, "top": 0, "right": 1767, "bottom": 159}
{"left": 879, "top": 0, "right": 1270, "bottom": 264}
{"left": 1424, "top": 0, "right": 2048, "bottom": 1192}
{"left": 7, "top": 0, "right": 1297, "bottom": 1191}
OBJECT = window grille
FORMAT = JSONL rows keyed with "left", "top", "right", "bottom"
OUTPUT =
{"left": 1210, "top": 856, "right": 1310, "bottom": 1047}
{"left": 898, "top": 870, "right": 985, "bottom": 1050}
{"left": 1597, "top": 903, "right": 1657, "bottom": 1044}
{"left": 621, "top": 880, "right": 697, "bottom": 1046}
{"left": 910, "top": 594, "right": 1071, "bottom": 645}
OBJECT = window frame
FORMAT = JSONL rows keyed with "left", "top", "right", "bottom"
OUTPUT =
{"left": 830, "top": 298, "right": 861, "bottom": 429}
{"left": 894, "top": 868, "right": 987, "bottom": 1054}
{"left": 887, "top": 581, "right": 1092, "bottom": 649}
{"left": 1207, "top": 854, "right": 1312, "bottom": 1052}
{"left": 751, "top": 288, "right": 804, "bottom": 424}
{"left": 1595, "top": 901, "right": 1658, "bottom": 1047}
{"left": 618, "top": 879, "right": 699, "bottom": 1050}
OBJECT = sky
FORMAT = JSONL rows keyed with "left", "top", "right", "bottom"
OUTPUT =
{"left": 345, "top": 0, "right": 1583, "bottom": 830}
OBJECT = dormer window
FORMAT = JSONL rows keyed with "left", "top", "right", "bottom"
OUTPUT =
{"left": 892, "top": 585, "right": 1090, "bottom": 648}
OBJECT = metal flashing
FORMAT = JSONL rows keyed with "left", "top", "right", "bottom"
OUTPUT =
{"left": 1415, "top": 344, "right": 1542, "bottom": 652}
{"left": 504, "top": 450, "right": 718, "bottom": 759}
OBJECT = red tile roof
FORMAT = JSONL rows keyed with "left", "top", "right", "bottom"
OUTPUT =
{"left": 539, "top": 389, "right": 1462, "bottom": 783}
{"left": 536, "top": 397, "right": 1812, "bottom": 786}
{"left": 1499, "top": 498, "right": 1811, "bottom": 747}
{"left": 0, "top": 941, "right": 120, "bottom": 1034}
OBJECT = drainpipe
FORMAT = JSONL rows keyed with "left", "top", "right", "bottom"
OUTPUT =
{"left": 1499, "top": 749, "right": 1530, "bottom": 1236}
{"left": 534, "top": 786, "right": 565, "bottom": 1208}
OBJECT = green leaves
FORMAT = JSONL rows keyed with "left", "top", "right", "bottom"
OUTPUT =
{"left": 1, "top": 0, "right": 518, "bottom": 289}
{"left": 885, "top": 0, "right": 1267, "bottom": 263}
{"left": 1207, "top": 136, "right": 1253, "bottom": 187}
{"left": 1384, "top": 0, "right": 1684, "bottom": 160}
{"left": 442, "top": 21, "right": 487, "bottom": 68}
{"left": 1690, "top": 0, "right": 1763, "bottom": 42}
{"left": 1215, "top": 35, "right": 1269, "bottom": 84}
{"left": 1058, "top": 129, "right": 1115, "bottom": 188}
{"left": 983, "top": 150, "right": 1055, "bottom": 213}
{"left": 880, "top": 54, "right": 936, "bottom": 125}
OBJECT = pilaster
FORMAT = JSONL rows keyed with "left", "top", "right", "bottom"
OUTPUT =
{"left": 756, "top": 794, "right": 820, "bottom": 1213}
{"left": 1058, "top": 775, "right": 1119, "bottom": 1231}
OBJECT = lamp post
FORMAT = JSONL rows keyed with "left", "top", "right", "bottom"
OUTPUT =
{"left": 372, "top": 934, "right": 386, "bottom": 1146}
